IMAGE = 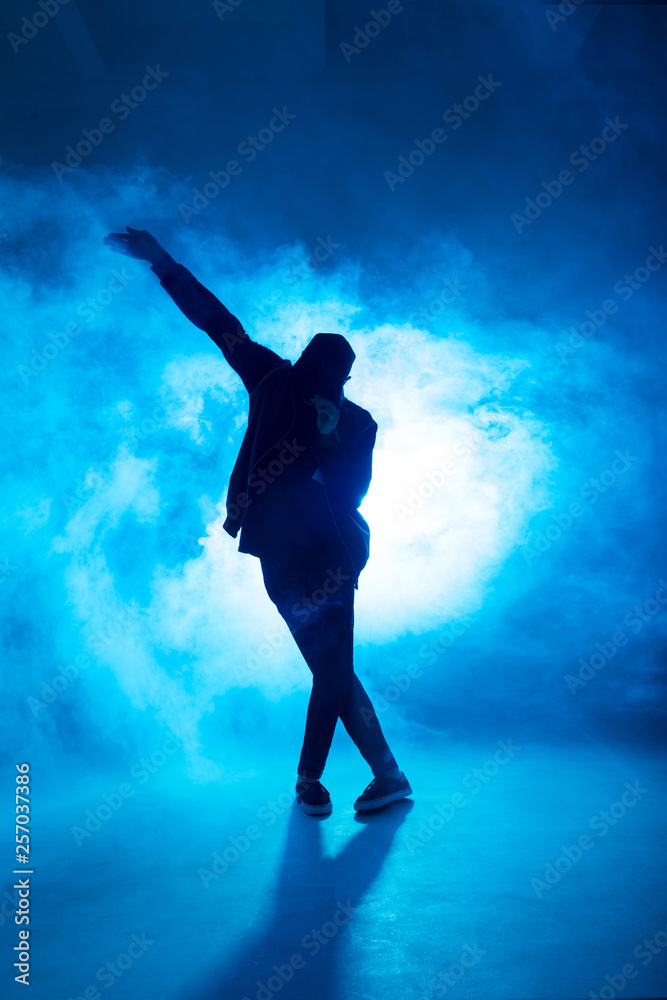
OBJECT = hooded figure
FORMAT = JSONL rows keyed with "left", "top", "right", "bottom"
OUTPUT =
{"left": 104, "top": 231, "right": 410, "bottom": 817}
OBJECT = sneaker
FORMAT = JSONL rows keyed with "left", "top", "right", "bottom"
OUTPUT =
{"left": 296, "top": 778, "right": 332, "bottom": 816}
{"left": 354, "top": 771, "right": 412, "bottom": 811}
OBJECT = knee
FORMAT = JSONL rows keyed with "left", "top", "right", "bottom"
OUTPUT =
{"left": 312, "top": 670, "right": 354, "bottom": 702}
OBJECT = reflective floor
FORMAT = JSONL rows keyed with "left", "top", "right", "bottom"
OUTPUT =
{"left": 21, "top": 731, "right": 667, "bottom": 999}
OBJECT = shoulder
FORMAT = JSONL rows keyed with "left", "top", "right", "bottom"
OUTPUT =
{"left": 249, "top": 358, "right": 291, "bottom": 395}
{"left": 342, "top": 399, "right": 377, "bottom": 434}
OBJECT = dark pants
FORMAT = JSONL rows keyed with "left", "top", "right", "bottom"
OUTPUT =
{"left": 259, "top": 551, "right": 398, "bottom": 781}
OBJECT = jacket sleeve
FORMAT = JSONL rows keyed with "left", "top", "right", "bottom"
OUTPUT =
{"left": 150, "top": 253, "right": 288, "bottom": 394}
{"left": 314, "top": 408, "right": 377, "bottom": 512}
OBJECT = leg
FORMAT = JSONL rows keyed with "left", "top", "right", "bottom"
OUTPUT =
{"left": 260, "top": 555, "right": 398, "bottom": 779}
{"left": 262, "top": 557, "right": 354, "bottom": 779}
{"left": 334, "top": 592, "right": 399, "bottom": 776}
{"left": 339, "top": 672, "right": 398, "bottom": 778}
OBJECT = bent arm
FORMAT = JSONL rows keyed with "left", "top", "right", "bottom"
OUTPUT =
{"left": 315, "top": 411, "right": 377, "bottom": 511}
{"left": 150, "top": 252, "right": 287, "bottom": 394}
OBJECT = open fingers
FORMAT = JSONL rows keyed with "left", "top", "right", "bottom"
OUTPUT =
{"left": 103, "top": 232, "right": 136, "bottom": 255}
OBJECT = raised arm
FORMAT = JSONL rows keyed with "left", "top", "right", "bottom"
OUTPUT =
{"left": 103, "top": 227, "right": 287, "bottom": 393}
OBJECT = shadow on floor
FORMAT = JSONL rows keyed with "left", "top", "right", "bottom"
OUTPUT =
{"left": 188, "top": 796, "right": 414, "bottom": 1000}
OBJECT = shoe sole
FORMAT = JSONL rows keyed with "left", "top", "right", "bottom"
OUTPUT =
{"left": 354, "top": 783, "right": 413, "bottom": 811}
{"left": 297, "top": 796, "right": 332, "bottom": 816}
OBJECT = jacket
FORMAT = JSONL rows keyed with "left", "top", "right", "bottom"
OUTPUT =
{"left": 150, "top": 253, "right": 377, "bottom": 587}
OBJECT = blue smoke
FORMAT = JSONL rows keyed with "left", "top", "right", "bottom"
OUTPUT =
{"left": 2, "top": 1, "right": 666, "bottom": 791}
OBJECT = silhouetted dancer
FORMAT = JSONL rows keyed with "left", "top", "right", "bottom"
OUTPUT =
{"left": 103, "top": 227, "right": 413, "bottom": 815}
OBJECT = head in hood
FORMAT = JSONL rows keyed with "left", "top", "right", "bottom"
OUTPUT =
{"left": 290, "top": 333, "right": 355, "bottom": 408}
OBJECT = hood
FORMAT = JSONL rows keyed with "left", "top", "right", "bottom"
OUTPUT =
{"left": 290, "top": 333, "right": 356, "bottom": 407}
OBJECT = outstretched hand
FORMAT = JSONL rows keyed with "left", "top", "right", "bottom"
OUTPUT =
{"left": 309, "top": 394, "right": 340, "bottom": 435}
{"left": 103, "top": 227, "right": 166, "bottom": 265}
